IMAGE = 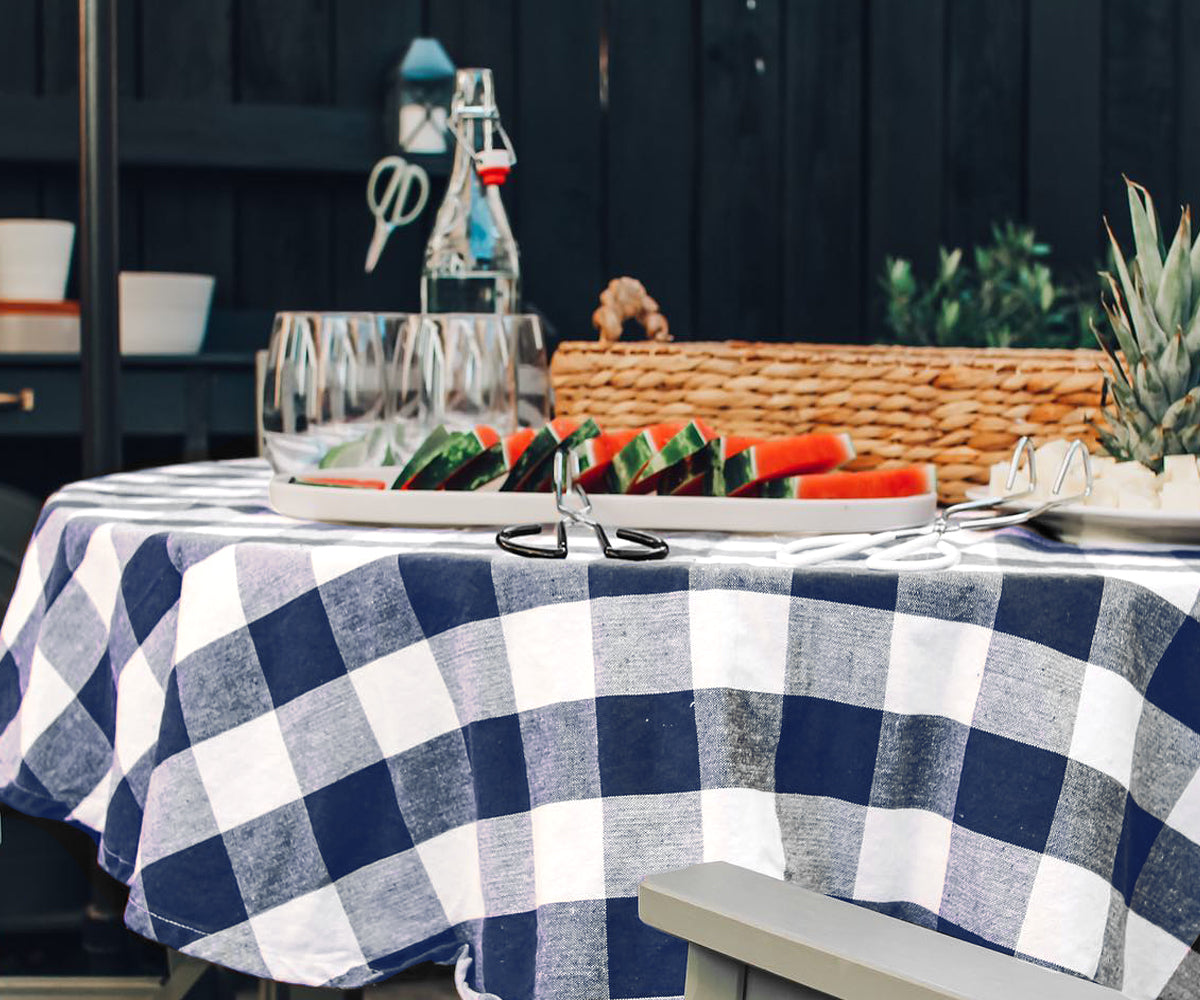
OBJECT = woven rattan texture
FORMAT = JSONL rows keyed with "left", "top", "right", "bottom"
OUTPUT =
{"left": 550, "top": 341, "right": 1107, "bottom": 504}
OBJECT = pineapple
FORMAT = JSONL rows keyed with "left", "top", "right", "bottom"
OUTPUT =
{"left": 1091, "top": 177, "right": 1200, "bottom": 471}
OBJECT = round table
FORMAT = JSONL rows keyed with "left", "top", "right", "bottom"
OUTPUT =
{"left": 2, "top": 459, "right": 1199, "bottom": 999}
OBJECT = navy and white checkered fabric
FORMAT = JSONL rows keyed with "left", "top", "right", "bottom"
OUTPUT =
{"left": 3, "top": 459, "right": 1200, "bottom": 999}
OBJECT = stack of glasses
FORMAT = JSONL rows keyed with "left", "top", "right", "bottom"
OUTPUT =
{"left": 260, "top": 312, "right": 549, "bottom": 475}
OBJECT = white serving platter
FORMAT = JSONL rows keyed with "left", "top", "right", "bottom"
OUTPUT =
{"left": 269, "top": 467, "right": 938, "bottom": 535}
{"left": 964, "top": 487, "right": 1200, "bottom": 546}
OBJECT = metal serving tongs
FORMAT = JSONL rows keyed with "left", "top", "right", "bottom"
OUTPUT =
{"left": 495, "top": 446, "right": 669, "bottom": 560}
{"left": 775, "top": 437, "right": 1093, "bottom": 571}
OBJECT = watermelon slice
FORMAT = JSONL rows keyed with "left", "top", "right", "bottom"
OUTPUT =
{"left": 391, "top": 425, "right": 452, "bottom": 489}
{"left": 655, "top": 435, "right": 761, "bottom": 497}
{"left": 444, "top": 427, "right": 537, "bottom": 491}
{"left": 723, "top": 432, "right": 855, "bottom": 497}
{"left": 575, "top": 429, "right": 641, "bottom": 492}
{"left": 500, "top": 417, "right": 602, "bottom": 492}
{"left": 628, "top": 420, "right": 717, "bottom": 494}
{"left": 756, "top": 464, "right": 937, "bottom": 500}
{"left": 601, "top": 422, "right": 687, "bottom": 494}
{"left": 293, "top": 474, "right": 389, "bottom": 490}
{"left": 523, "top": 419, "right": 604, "bottom": 492}
{"left": 403, "top": 426, "right": 501, "bottom": 490}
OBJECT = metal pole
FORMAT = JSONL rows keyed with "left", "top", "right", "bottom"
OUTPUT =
{"left": 79, "top": 0, "right": 121, "bottom": 476}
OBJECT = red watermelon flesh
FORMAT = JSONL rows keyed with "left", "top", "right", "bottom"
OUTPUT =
{"left": 500, "top": 417, "right": 581, "bottom": 491}
{"left": 628, "top": 420, "right": 718, "bottom": 494}
{"left": 654, "top": 434, "right": 763, "bottom": 497}
{"left": 723, "top": 432, "right": 855, "bottom": 497}
{"left": 443, "top": 427, "right": 536, "bottom": 491}
{"left": 404, "top": 425, "right": 501, "bottom": 490}
{"left": 602, "top": 422, "right": 687, "bottom": 493}
{"left": 576, "top": 429, "right": 641, "bottom": 491}
{"left": 756, "top": 464, "right": 936, "bottom": 500}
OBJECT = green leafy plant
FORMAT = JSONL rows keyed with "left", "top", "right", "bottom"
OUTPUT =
{"left": 880, "top": 222, "right": 1096, "bottom": 350}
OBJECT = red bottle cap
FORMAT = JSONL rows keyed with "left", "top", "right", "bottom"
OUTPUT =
{"left": 476, "top": 149, "right": 512, "bottom": 186}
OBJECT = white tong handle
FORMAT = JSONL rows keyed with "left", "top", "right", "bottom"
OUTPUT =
{"left": 776, "top": 531, "right": 902, "bottom": 566}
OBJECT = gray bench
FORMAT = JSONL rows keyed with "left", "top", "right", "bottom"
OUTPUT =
{"left": 638, "top": 863, "right": 1122, "bottom": 1000}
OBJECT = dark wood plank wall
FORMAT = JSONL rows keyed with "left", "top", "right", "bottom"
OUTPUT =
{"left": 0, "top": 0, "right": 1197, "bottom": 351}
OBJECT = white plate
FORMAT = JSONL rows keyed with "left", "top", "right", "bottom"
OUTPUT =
{"left": 269, "top": 467, "right": 938, "bottom": 535}
{"left": 964, "top": 487, "right": 1200, "bottom": 545}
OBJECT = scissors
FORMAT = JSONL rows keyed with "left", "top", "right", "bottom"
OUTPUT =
{"left": 775, "top": 438, "right": 1093, "bottom": 571}
{"left": 364, "top": 155, "right": 430, "bottom": 273}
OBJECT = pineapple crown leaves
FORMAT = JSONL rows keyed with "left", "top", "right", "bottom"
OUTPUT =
{"left": 1095, "top": 176, "right": 1200, "bottom": 468}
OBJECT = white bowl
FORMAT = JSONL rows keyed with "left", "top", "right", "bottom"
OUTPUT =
{"left": 119, "top": 271, "right": 215, "bottom": 355}
{"left": 0, "top": 219, "right": 75, "bottom": 301}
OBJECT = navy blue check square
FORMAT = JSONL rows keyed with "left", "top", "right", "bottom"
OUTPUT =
{"left": 597, "top": 692, "right": 701, "bottom": 797}
{"left": 776, "top": 695, "right": 883, "bottom": 805}
{"left": 248, "top": 589, "right": 346, "bottom": 707}
{"left": 120, "top": 535, "right": 183, "bottom": 644}
{"left": 605, "top": 896, "right": 687, "bottom": 1000}
{"left": 140, "top": 833, "right": 248, "bottom": 937}
{"left": 955, "top": 729, "right": 1068, "bottom": 853}
{"left": 993, "top": 574, "right": 1102, "bottom": 662}
{"left": 464, "top": 714, "right": 531, "bottom": 820}
{"left": 305, "top": 761, "right": 413, "bottom": 880}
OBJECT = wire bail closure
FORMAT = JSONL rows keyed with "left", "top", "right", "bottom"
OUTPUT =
{"left": 496, "top": 446, "right": 669, "bottom": 560}
{"left": 449, "top": 103, "right": 517, "bottom": 186}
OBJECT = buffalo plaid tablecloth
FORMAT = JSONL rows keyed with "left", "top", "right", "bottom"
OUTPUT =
{"left": 3, "top": 459, "right": 1200, "bottom": 999}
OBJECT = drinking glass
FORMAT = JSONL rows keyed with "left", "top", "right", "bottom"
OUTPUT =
{"left": 508, "top": 313, "right": 552, "bottom": 428}
{"left": 261, "top": 311, "right": 392, "bottom": 474}
{"left": 386, "top": 312, "right": 552, "bottom": 448}
{"left": 398, "top": 313, "right": 518, "bottom": 438}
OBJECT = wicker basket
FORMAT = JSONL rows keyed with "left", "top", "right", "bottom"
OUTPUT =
{"left": 550, "top": 339, "right": 1108, "bottom": 504}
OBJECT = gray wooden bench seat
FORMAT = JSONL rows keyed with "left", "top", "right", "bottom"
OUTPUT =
{"left": 638, "top": 863, "right": 1123, "bottom": 1000}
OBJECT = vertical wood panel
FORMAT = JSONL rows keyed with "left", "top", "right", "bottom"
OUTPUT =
{"left": 331, "top": 0, "right": 424, "bottom": 312}
{"left": 430, "top": 0, "right": 520, "bottom": 236}
{"left": 430, "top": 0, "right": 517, "bottom": 143}
{"left": 1177, "top": 3, "right": 1200, "bottom": 225}
{"left": 782, "top": 0, "right": 865, "bottom": 343}
{"left": 697, "top": 0, "right": 783, "bottom": 341}
{"left": 0, "top": 0, "right": 40, "bottom": 217}
{"left": 944, "top": 0, "right": 1024, "bottom": 251}
{"left": 236, "top": 0, "right": 334, "bottom": 311}
{"left": 866, "top": 0, "right": 944, "bottom": 326}
{"left": 1028, "top": 0, "right": 1103, "bottom": 271}
{"left": 1104, "top": 0, "right": 1177, "bottom": 249}
{"left": 517, "top": 0, "right": 603, "bottom": 346}
{"left": 141, "top": 1, "right": 236, "bottom": 322}
{"left": 607, "top": 0, "right": 694, "bottom": 338}
{"left": 0, "top": 0, "right": 37, "bottom": 94}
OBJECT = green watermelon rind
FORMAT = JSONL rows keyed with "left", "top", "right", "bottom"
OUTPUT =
{"left": 444, "top": 445, "right": 507, "bottom": 491}
{"left": 655, "top": 438, "right": 719, "bottom": 496}
{"left": 391, "top": 425, "right": 451, "bottom": 489}
{"left": 406, "top": 430, "right": 493, "bottom": 490}
{"left": 500, "top": 422, "right": 575, "bottom": 492}
{"left": 632, "top": 422, "right": 711, "bottom": 488}
{"left": 605, "top": 433, "right": 655, "bottom": 493}
{"left": 520, "top": 419, "right": 602, "bottom": 492}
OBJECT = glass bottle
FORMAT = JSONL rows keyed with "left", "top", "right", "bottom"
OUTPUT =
{"left": 420, "top": 68, "right": 520, "bottom": 314}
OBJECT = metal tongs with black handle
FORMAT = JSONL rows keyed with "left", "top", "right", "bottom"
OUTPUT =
{"left": 496, "top": 445, "right": 669, "bottom": 561}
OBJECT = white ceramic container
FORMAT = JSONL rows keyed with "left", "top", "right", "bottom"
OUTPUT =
{"left": 119, "top": 271, "right": 215, "bottom": 354}
{"left": 0, "top": 219, "right": 75, "bottom": 301}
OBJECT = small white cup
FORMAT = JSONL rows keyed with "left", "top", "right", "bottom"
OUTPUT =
{"left": 0, "top": 219, "right": 75, "bottom": 302}
{"left": 119, "top": 271, "right": 216, "bottom": 355}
